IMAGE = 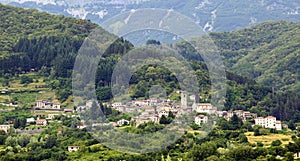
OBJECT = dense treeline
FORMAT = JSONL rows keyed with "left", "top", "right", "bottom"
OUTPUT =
{"left": 0, "top": 3, "right": 96, "bottom": 54}
{"left": 256, "top": 92, "right": 300, "bottom": 123}
{"left": 210, "top": 21, "right": 300, "bottom": 93}
{"left": 0, "top": 36, "right": 80, "bottom": 75}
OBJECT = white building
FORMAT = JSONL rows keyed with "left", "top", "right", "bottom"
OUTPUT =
{"left": 148, "top": 115, "right": 159, "bottom": 123}
{"left": 265, "top": 116, "right": 276, "bottom": 129}
{"left": 192, "top": 103, "right": 217, "bottom": 115}
{"left": 133, "top": 100, "right": 149, "bottom": 106}
{"left": 195, "top": 115, "right": 208, "bottom": 125}
{"left": 159, "top": 110, "right": 169, "bottom": 118}
{"left": 275, "top": 121, "right": 282, "bottom": 131}
{"left": 254, "top": 116, "right": 282, "bottom": 130}
{"left": 26, "top": 118, "right": 35, "bottom": 124}
{"left": 47, "top": 114, "right": 59, "bottom": 120}
{"left": 68, "top": 146, "right": 80, "bottom": 152}
{"left": 294, "top": 152, "right": 300, "bottom": 159}
{"left": 0, "top": 125, "right": 10, "bottom": 133}
{"left": 36, "top": 100, "right": 61, "bottom": 110}
{"left": 77, "top": 124, "right": 87, "bottom": 129}
{"left": 112, "top": 102, "right": 123, "bottom": 107}
{"left": 254, "top": 117, "right": 265, "bottom": 127}
{"left": 116, "top": 119, "right": 130, "bottom": 126}
{"left": 148, "top": 98, "right": 158, "bottom": 106}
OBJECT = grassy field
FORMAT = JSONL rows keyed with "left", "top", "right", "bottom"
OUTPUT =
{"left": 10, "top": 91, "right": 57, "bottom": 107}
{"left": 245, "top": 132, "right": 293, "bottom": 146}
{"left": 0, "top": 72, "right": 58, "bottom": 107}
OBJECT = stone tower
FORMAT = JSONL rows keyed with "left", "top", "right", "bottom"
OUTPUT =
{"left": 181, "top": 91, "right": 187, "bottom": 108}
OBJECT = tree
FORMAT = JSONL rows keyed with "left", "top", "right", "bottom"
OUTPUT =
{"left": 0, "top": 130, "right": 7, "bottom": 145}
{"left": 168, "top": 111, "right": 175, "bottom": 119}
{"left": 90, "top": 101, "right": 102, "bottom": 120}
{"left": 229, "top": 114, "right": 243, "bottom": 130}
{"left": 271, "top": 140, "right": 282, "bottom": 146}
{"left": 284, "top": 152, "right": 294, "bottom": 161}
{"left": 13, "top": 118, "right": 20, "bottom": 129}
{"left": 238, "top": 133, "right": 248, "bottom": 143}
{"left": 43, "top": 135, "right": 57, "bottom": 149}
{"left": 5, "top": 136, "right": 17, "bottom": 147}
{"left": 20, "top": 76, "right": 33, "bottom": 84}
{"left": 187, "top": 141, "right": 217, "bottom": 160}
{"left": 159, "top": 115, "right": 172, "bottom": 124}
{"left": 17, "top": 135, "right": 30, "bottom": 147}
{"left": 19, "top": 117, "right": 26, "bottom": 129}
{"left": 227, "top": 146, "right": 256, "bottom": 161}
{"left": 146, "top": 39, "right": 161, "bottom": 45}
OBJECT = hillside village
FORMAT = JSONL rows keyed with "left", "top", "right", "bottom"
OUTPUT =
{"left": 0, "top": 91, "right": 287, "bottom": 134}
{"left": 107, "top": 91, "right": 285, "bottom": 131}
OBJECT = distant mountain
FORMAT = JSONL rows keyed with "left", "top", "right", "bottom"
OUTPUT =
{"left": 210, "top": 21, "right": 300, "bottom": 93}
{"left": 0, "top": 0, "right": 299, "bottom": 32}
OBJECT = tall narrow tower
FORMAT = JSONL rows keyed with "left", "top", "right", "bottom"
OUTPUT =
{"left": 181, "top": 91, "right": 187, "bottom": 108}
{"left": 195, "top": 93, "right": 200, "bottom": 103}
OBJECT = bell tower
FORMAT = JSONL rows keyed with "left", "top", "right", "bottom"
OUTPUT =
{"left": 181, "top": 91, "right": 187, "bottom": 108}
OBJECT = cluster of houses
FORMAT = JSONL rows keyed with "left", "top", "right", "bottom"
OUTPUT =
{"left": 0, "top": 100, "right": 75, "bottom": 133}
{"left": 33, "top": 100, "right": 76, "bottom": 120}
{"left": 108, "top": 91, "right": 285, "bottom": 131}
{"left": 0, "top": 93, "right": 286, "bottom": 133}
{"left": 0, "top": 118, "right": 48, "bottom": 134}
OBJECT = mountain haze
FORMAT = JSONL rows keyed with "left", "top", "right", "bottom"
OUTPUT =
{"left": 1, "top": 0, "right": 299, "bottom": 32}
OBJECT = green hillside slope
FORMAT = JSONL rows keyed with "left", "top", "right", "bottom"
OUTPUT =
{"left": 210, "top": 21, "right": 300, "bottom": 93}
{"left": 0, "top": 4, "right": 97, "bottom": 54}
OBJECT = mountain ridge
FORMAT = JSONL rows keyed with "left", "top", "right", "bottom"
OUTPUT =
{"left": 1, "top": 0, "right": 299, "bottom": 32}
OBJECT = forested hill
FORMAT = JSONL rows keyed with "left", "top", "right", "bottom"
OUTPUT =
{"left": 0, "top": 3, "right": 107, "bottom": 74}
{"left": 210, "top": 21, "right": 300, "bottom": 93}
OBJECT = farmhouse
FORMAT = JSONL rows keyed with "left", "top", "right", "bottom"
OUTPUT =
{"left": 26, "top": 118, "right": 35, "bottom": 124}
{"left": 68, "top": 146, "right": 80, "bottom": 152}
{"left": 192, "top": 103, "right": 217, "bottom": 115}
{"left": 36, "top": 119, "right": 47, "bottom": 126}
{"left": 116, "top": 119, "right": 130, "bottom": 126}
{"left": 254, "top": 116, "right": 282, "bottom": 130}
{"left": 195, "top": 115, "right": 208, "bottom": 125}
{"left": 36, "top": 100, "right": 61, "bottom": 110}
{"left": 0, "top": 125, "right": 10, "bottom": 133}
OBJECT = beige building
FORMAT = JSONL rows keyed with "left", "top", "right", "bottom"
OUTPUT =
{"left": 0, "top": 125, "right": 10, "bottom": 133}
{"left": 68, "top": 146, "right": 80, "bottom": 152}
{"left": 36, "top": 119, "right": 47, "bottom": 126}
